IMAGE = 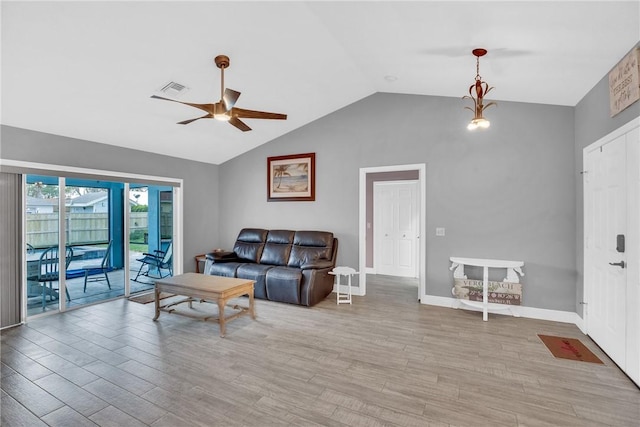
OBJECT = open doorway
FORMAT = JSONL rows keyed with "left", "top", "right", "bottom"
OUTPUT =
{"left": 359, "top": 164, "right": 426, "bottom": 301}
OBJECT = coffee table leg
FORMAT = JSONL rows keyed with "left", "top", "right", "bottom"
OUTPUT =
{"left": 249, "top": 289, "right": 256, "bottom": 320}
{"left": 217, "top": 298, "right": 226, "bottom": 337}
{"left": 153, "top": 285, "right": 160, "bottom": 321}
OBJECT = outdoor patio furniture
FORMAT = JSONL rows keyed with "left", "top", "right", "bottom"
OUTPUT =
{"left": 134, "top": 242, "right": 173, "bottom": 281}
{"left": 82, "top": 240, "right": 112, "bottom": 292}
{"left": 27, "top": 246, "right": 73, "bottom": 308}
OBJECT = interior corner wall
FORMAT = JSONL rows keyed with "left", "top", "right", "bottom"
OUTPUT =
{"left": 574, "top": 41, "right": 640, "bottom": 318}
{"left": 0, "top": 125, "right": 220, "bottom": 273}
{"left": 218, "top": 92, "right": 577, "bottom": 312}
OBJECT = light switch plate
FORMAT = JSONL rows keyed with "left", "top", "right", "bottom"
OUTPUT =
{"left": 436, "top": 227, "right": 445, "bottom": 236}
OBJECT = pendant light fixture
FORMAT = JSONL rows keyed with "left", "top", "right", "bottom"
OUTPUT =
{"left": 463, "top": 48, "right": 496, "bottom": 130}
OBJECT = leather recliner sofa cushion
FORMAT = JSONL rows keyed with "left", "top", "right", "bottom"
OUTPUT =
{"left": 210, "top": 262, "right": 240, "bottom": 278}
{"left": 233, "top": 228, "right": 268, "bottom": 263}
{"left": 236, "top": 263, "right": 272, "bottom": 300}
{"left": 288, "top": 231, "right": 334, "bottom": 268}
{"left": 265, "top": 266, "right": 302, "bottom": 304}
{"left": 212, "top": 228, "right": 268, "bottom": 276}
{"left": 260, "top": 230, "right": 295, "bottom": 266}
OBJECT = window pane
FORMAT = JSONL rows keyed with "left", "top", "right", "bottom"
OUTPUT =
{"left": 65, "top": 184, "right": 125, "bottom": 308}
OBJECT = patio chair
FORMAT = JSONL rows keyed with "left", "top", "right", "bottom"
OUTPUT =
{"left": 28, "top": 246, "right": 73, "bottom": 308}
{"left": 134, "top": 242, "right": 173, "bottom": 281}
{"left": 82, "top": 240, "right": 112, "bottom": 292}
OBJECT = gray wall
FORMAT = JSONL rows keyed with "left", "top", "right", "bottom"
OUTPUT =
{"left": 0, "top": 125, "right": 220, "bottom": 272}
{"left": 218, "top": 93, "right": 577, "bottom": 311}
{"left": 574, "top": 43, "right": 640, "bottom": 316}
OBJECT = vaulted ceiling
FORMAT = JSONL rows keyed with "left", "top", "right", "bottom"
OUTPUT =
{"left": 2, "top": 1, "right": 638, "bottom": 164}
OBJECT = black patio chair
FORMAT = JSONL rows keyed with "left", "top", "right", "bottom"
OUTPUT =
{"left": 82, "top": 240, "right": 112, "bottom": 292}
{"left": 134, "top": 242, "right": 173, "bottom": 282}
{"left": 28, "top": 246, "right": 73, "bottom": 308}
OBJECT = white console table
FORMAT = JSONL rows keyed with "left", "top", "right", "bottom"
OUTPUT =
{"left": 449, "top": 257, "right": 524, "bottom": 321}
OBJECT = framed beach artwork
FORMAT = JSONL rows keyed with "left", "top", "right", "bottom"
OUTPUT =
{"left": 267, "top": 152, "right": 315, "bottom": 201}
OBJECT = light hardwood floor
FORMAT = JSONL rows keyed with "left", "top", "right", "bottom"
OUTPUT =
{"left": 2, "top": 275, "right": 639, "bottom": 426}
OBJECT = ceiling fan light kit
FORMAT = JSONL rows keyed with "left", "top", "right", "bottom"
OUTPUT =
{"left": 463, "top": 48, "right": 497, "bottom": 131}
{"left": 151, "top": 54, "right": 286, "bottom": 132}
{"left": 214, "top": 113, "right": 231, "bottom": 122}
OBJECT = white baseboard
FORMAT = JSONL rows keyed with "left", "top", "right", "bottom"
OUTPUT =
{"left": 365, "top": 267, "right": 375, "bottom": 274}
{"left": 329, "top": 290, "right": 584, "bottom": 329}
{"left": 421, "top": 294, "right": 455, "bottom": 307}
{"left": 421, "top": 294, "right": 584, "bottom": 327}
{"left": 0, "top": 321, "right": 25, "bottom": 331}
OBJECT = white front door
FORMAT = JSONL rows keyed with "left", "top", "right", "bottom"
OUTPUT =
{"left": 374, "top": 181, "right": 418, "bottom": 277}
{"left": 584, "top": 134, "right": 628, "bottom": 370}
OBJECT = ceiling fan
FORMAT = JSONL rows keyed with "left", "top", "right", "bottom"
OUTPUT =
{"left": 151, "top": 55, "right": 287, "bottom": 132}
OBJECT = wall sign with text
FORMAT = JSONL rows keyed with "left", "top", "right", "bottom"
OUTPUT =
{"left": 609, "top": 48, "right": 640, "bottom": 117}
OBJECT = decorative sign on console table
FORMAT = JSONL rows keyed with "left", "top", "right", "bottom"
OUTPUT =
{"left": 449, "top": 257, "right": 524, "bottom": 321}
{"left": 453, "top": 279, "right": 522, "bottom": 306}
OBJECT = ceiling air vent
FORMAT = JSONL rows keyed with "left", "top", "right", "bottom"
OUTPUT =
{"left": 157, "top": 81, "right": 189, "bottom": 98}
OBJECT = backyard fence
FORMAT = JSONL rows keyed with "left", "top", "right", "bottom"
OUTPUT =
{"left": 27, "top": 213, "right": 148, "bottom": 248}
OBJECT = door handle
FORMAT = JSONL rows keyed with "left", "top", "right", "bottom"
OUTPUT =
{"left": 609, "top": 261, "right": 626, "bottom": 268}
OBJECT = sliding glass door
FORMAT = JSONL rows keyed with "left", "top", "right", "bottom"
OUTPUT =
{"left": 24, "top": 175, "right": 178, "bottom": 318}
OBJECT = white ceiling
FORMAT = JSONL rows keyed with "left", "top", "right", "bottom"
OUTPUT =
{"left": 2, "top": 1, "right": 639, "bottom": 165}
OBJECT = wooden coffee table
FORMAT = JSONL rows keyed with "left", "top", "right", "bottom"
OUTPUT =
{"left": 153, "top": 273, "right": 255, "bottom": 337}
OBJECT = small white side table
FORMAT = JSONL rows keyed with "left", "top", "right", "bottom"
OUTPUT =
{"left": 330, "top": 266, "right": 358, "bottom": 305}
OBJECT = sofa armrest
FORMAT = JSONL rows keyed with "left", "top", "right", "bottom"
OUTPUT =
{"left": 206, "top": 251, "right": 239, "bottom": 263}
{"left": 300, "top": 260, "right": 334, "bottom": 270}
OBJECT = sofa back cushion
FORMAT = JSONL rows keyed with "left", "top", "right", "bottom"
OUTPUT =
{"left": 287, "top": 231, "right": 334, "bottom": 268}
{"left": 260, "top": 230, "right": 295, "bottom": 266}
{"left": 233, "top": 228, "right": 268, "bottom": 263}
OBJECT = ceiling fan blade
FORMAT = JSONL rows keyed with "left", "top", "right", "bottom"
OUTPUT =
{"left": 151, "top": 95, "right": 214, "bottom": 114}
{"left": 229, "top": 116, "right": 252, "bottom": 132}
{"left": 231, "top": 107, "right": 287, "bottom": 120}
{"left": 177, "top": 114, "right": 213, "bottom": 125}
{"left": 223, "top": 88, "right": 241, "bottom": 111}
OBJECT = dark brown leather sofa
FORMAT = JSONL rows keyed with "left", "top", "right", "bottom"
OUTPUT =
{"left": 205, "top": 228, "right": 338, "bottom": 306}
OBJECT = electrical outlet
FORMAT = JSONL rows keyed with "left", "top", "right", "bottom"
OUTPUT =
{"left": 435, "top": 227, "right": 445, "bottom": 236}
